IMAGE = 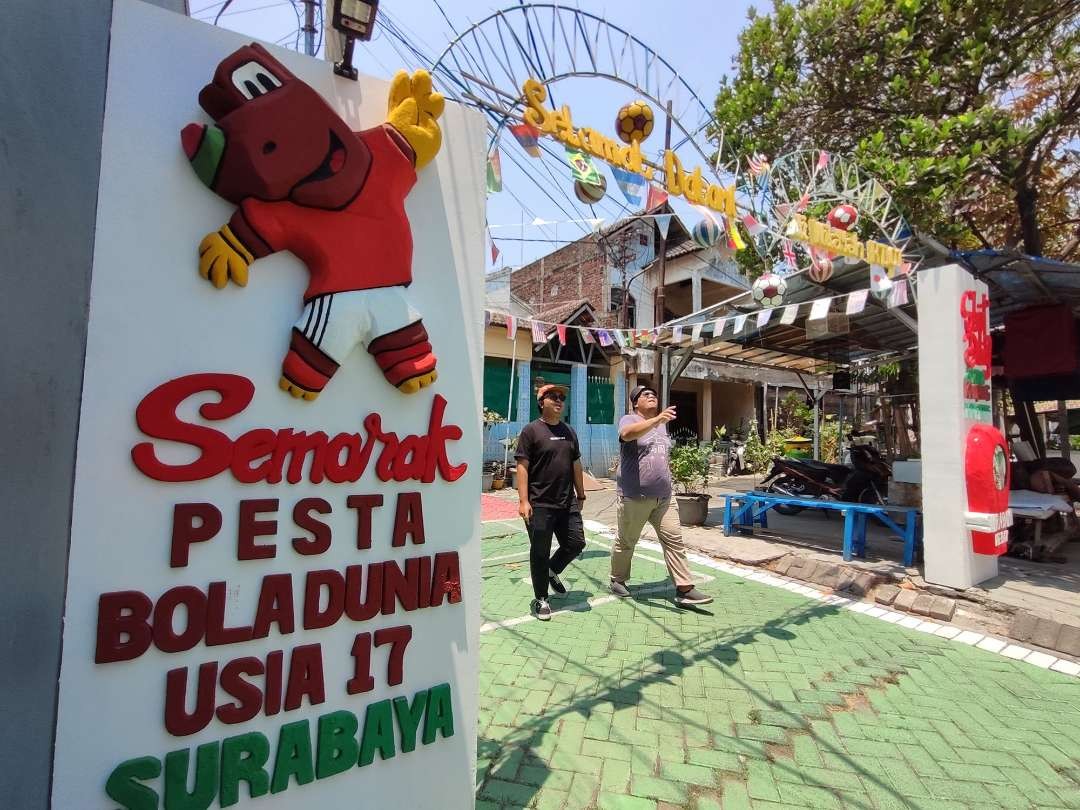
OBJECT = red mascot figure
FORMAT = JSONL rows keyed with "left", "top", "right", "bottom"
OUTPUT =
{"left": 181, "top": 43, "right": 444, "bottom": 400}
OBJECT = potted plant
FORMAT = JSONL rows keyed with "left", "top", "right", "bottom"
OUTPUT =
{"left": 481, "top": 460, "right": 498, "bottom": 491}
{"left": 499, "top": 435, "right": 519, "bottom": 487}
{"left": 490, "top": 460, "right": 506, "bottom": 490}
{"left": 669, "top": 443, "right": 712, "bottom": 525}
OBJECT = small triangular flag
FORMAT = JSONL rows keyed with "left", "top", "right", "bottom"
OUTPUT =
{"left": 598, "top": 330, "right": 613, "bottom": 347}
{"left": 486, "top": 148, "right": 503, "bottom": 193}
{"left": 581, "top": 328, "right": 595, "bottom": 344}
{"left": 646, "top": 184, "right": 669, "bottom": 211}
{"left": 490, "top": 238, "right": 500, "bottom": 264}
{"left": 655, "top": 213, "right": 672, "bottom": 240}
{"left": 756, "top": 309, "right": 772, "bottom": 329}
{"left": 733, "top": 314, "right": 747, "bottom": 333}
{"left": 531, "top": 320, "right": 546, "bottom": 344}
{"left": 809, "top": 298, "right": 831, "bottom": 320}
{"left": 672, "top": 325, "right": 684, "bottom": 343}
{"left": 780, "top": 304, "right": 799, "bottom": 325}
{"left": 888, "top": 281, "right": 909, "bottom": 308}
{"left": 716, "top": 318, "right": 728, "bottom": 335}
{"left": 556, "top": 324, "right": 567, "bottom": 345}
{"left": 691, "top": 323, "right": 703, "bottom": 342}
{"left": 506, "top": 315, "right": 517, "bottom": 338}
{"left": 846, "top": 289, "right": 869, "bottom": 315}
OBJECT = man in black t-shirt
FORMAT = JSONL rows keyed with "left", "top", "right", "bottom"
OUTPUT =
{"left": 515, "top": 383, "right": 586, "bottom": 621}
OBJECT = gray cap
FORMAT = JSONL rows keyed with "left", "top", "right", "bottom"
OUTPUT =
{"left": 630, "top": 385, "right": 657, "bottom": 405}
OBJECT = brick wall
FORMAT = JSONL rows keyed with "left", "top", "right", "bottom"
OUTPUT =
{"left": 510, "top": 236, "right": 625, "bottom": 328}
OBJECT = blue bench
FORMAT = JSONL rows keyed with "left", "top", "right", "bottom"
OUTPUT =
{"left": 722, "top": 491, "right": 922, "bottom": 567}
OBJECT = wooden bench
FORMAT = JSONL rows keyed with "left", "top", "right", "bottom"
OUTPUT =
{"left": 722, "top": 491, "right": 923, "bottom": 566}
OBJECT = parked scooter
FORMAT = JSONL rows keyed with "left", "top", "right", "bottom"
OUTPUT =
{"left": 726, "top": 436, "right": 748, "bottom": 476}
{"left": 760, "top": 436, "right": 890, "bottom": 515}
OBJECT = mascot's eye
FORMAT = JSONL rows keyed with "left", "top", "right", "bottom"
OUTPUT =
{"left": 231, "top": 61, "right": 283, "bottom": 100}
{"left": 262, "top": 141, "right": 277, "bottom": 155}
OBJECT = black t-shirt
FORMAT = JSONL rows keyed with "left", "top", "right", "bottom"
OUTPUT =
{"left": 515, "top": 419, "right": 581, "bottom": 509}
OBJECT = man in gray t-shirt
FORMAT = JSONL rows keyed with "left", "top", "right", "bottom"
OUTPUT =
{"left": 611, "top": 385, "right": 712, "bottom": 607}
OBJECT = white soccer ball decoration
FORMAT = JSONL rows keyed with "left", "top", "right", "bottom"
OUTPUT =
{"left": 752, "top": 273, "right": 787, "bottom": 307}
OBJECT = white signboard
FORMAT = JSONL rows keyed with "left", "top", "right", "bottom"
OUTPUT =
{"left": 52, "top": 2, "right": 486, "bottom": 807}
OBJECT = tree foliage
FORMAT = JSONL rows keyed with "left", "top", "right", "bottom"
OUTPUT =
{"left": 713, "top": 0, "right": 1080, "bottom": 259}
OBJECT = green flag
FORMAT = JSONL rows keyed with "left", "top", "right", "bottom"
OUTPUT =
{"left": 564, "top": 147, "right": 601, "bottom": 185}
{"left": 486, "top": 149, "right": 502, "bottom": 193}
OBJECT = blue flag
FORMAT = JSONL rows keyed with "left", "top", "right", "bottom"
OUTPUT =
{"left": 611, "top": 166, "right": 646, "bottom": 206}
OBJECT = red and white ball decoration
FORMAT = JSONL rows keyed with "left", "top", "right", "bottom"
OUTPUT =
{"left": 807, "top": 248, "right": 834, "bottom": 282}
{"left": 827, "top": 203, "right": 859, "bottom": 231}
{"left": 752, "top": 272, "right": 787, "bottom": 307}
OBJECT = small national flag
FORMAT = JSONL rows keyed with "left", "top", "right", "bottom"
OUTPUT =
{"left": 598, "top": 329, "right": 614, "bottom": 347}
{"left": 781, "top": 239, "right": 798, "bottom": 271}
{"left": 846, "top": 289, "right": 869, "bottom": 315}
{"left": 531, "top": 320, "right": 547, "bottom": 344}
{"left": 809, "top": 297, "right": 831, "bottom": 320}
{"left": 691, "top": 323, "right": 703, "bottom": 342}
{"left": 506, "top": 315, "right": 517, "bottom": 339}
{"left": 725, "top": 216, "right": 747, "bottom": 250}
{"left": 509, "top": 123, "right": 542, "bottom": 158}
{"left": 611, "top": 166, "right": 646, "bottom": 207}
{"left": 581, "top": 328, "right": 595, "bottom": 344}
{"left": 490, "top": 237, "right": 500, "bottom": 264}
{"left": 870, "top": 264, "right": 893, "bottom": 297}
{"left": 564, "top": 147, "right": 601, "bottom": 184}
{"left": 713, "top": 318, "right": 725, "bottom": 336}
{"left": 672, "top": 325, "right": 684, "bottom": 343}
{"left": 780, "top": 304, "right": 799, "bottom": 325}
{"left": 646, "top": 184, "right": 669, "bottom": 211}
{"left": 556, "top": 324, "right": 567, "bottom": 345}
{"left": 613, "top": 330, "right": 628, "bottom": 348}
{"left": 757, "top": 309, "right": 772, "bottom": 329}
{"left": 900, "top": 261, "right": 913, "bottom": 276}
{"left": 486, "top": 148, "right": 502, "bottom": 193}
{"left": 740, "top": 213, "right": 767, "bottom": 237}
{"left": 888, "top": 281, "right": 909, "bottom": 309}
{"left": 816, "top": 150, "right": 830, "bottom": 171}
{"left": 733, "top": 314, "right": 748, "bottom": 333}
{"left": 747, "top": 153, "right": 770, "bottom": 176}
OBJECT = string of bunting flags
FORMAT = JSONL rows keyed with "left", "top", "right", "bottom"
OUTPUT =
{"left": 483, "top": 278, "right": 912, "bottom": 349}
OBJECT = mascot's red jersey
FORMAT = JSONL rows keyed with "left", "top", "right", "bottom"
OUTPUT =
{"left": 234, "top": 124, "right": 417, "bottom": 300}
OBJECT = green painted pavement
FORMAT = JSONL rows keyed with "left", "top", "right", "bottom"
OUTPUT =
{"left": 475, "top": 524, "right": 1080, "bottom": 809}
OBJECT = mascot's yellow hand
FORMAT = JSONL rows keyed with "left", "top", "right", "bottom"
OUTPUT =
{"left": 198, "top": 225, "right": 252, "bottom": 289}
{"left": 386, "top": 69, "right": 445, "bottom": 170}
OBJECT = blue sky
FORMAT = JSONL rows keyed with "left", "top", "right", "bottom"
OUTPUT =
{"left": 187, "top": 1, "right": 760, "bottom": 268}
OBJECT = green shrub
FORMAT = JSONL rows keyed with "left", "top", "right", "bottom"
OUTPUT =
{"left": 669, "top": 443, "right": 712, "bottom": 494}
{"left": 743, "top": 422, "right": 791, "bottom": 473}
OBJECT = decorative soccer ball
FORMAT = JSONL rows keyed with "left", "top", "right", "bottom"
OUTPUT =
{"left": 807, "top": 249, "right": 834, "bottom": 282}
{"left": 574, "top": 174, "right": 607, "bottom": 204}
{"left": 691, "top": 218, "right": 721, "bottom": 248}
{"left": 752, "top": 273, "right": 787, "bottom": 307}
{"left": 827, "top": 204, "right": 859, "bottom": 231}
{"left": 615, "top": 100, "right": 654, "bottom": 144}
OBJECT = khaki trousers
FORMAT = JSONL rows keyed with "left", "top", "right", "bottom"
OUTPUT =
{"left": 612, "top": 495, "right": 694, "bottom": 589}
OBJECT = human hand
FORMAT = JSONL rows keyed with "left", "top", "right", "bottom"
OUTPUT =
{"left": 198, "top": 226, "right": 251, "bottom": 288}
{"left": 386, "top": 69, "right": 444, "bottom": 169}
{"left": 656, "top": 406, "right": 677, "bottom": 424}
{"left": 519, "top": 500, "right": 533, "bottom": 522}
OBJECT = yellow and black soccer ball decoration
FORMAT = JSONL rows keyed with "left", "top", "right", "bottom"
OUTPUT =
{"left": 615, "top": 100, "right": 654, "bottom": 144}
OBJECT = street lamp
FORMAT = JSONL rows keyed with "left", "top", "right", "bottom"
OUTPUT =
{"left": 330, "top": 0, "right": 379, "bottom": 81}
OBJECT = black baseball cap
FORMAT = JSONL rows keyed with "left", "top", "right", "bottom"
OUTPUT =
{"left": 630, "top": 385, "right": 657, "bottom": 405}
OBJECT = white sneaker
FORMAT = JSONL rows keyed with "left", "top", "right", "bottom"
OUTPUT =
{"left": 531, "top": 598, "right": 552, "bottom": 621}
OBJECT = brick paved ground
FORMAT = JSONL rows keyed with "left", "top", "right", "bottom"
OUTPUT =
{"left": 475, "top": 522, "right": 1080, "bottom": 809}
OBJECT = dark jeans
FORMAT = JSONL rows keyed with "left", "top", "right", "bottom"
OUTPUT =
{"left": 527, "top": 506, "right": 586, "bottom": 599}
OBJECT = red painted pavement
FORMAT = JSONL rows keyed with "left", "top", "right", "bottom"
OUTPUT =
{"left": 481, "top": 493, "right": 521, "bottom": 521}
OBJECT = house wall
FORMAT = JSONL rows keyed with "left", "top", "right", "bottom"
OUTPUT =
{"left": 484, "top": 325, "right": 533, "bottom": 360}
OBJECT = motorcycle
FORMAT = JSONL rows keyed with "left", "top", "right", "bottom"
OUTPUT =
{"left": 726, "top": 436, "right": 748, "bottom": 476}
{"left": 760, "top": 438, "right": 889, "bottom": 515}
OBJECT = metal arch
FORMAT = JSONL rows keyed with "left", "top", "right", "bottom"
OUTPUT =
{"left": 747, "top": 149, "right": 923, "bottom": 275}
{"left": 428, "top": 4, "right": 741, "bottom": 184}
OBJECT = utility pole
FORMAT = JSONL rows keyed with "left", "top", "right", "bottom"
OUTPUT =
{"left": 303, "top": 0, "right": 317, "bottom": 56}
{"left": 652, "top": 100, "right": 674, "bottom": 328}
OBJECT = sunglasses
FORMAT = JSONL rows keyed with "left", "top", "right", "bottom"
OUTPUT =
{"left": 544, "top": 394, "right": 566, "bottom": 402}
